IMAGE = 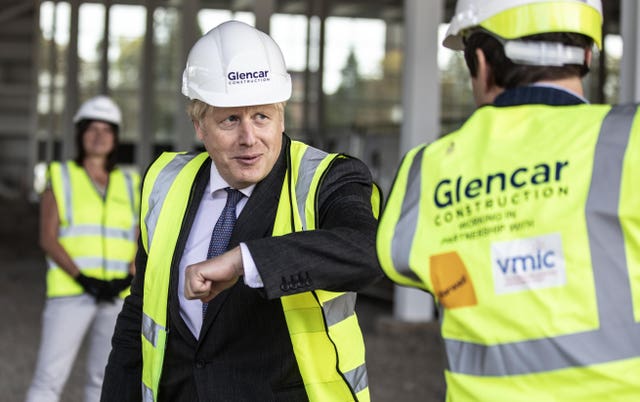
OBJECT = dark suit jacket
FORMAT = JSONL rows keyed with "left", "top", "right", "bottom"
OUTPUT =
{"left": 101, "top": 135, "right": 382, "bottom": 402}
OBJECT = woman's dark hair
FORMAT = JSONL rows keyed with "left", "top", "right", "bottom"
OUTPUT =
{"left": 463, "top": 31, "right": 593, "bottom": 89}
{"left": 74, "top": 119, "right": 119, "bottom": 172}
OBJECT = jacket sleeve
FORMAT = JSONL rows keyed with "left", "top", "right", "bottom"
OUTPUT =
{"left": 101, "top": 236, "right": 146, "bottom": 402}
{"left": 245, "top": 156, "right": 384, "bottom": 299}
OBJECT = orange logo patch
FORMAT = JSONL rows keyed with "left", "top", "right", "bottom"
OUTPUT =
{"left": 429, "top": 252, "right": 477, "bottom": 309}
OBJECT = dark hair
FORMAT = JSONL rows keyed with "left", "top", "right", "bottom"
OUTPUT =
{"left": 463, "top": 31, "right": 593, "bottom": 89}
{"left": 74, "top": 119, "right": 119, "bottom": 172}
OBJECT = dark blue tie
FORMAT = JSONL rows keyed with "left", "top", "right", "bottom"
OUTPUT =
{"left": 202, "top": 188, "right": 243, "bottom": 318}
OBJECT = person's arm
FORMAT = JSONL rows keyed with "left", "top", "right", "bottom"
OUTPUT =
{"left": 39, "top": 189, "right": 81, "bottom": 278}
{"left": 183, "top": 157, "right": 383, "bottom": 301}
{"left": 248, "top": 156, "right": 383, "bottom": 298}
{"left": 101, "top": 236, "right": 146, "bottom": 402}
{"left": 256, "top": 158, "right": 382, "bottom": 298}
{"left": 184, "top": 246, "right": 242, "bottom": 301}
{"left": 129, "top": 228, "right": 140, "bottom": 276}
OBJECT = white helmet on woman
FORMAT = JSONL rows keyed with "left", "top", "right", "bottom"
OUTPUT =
{"left": 73, "top": 95, "right": 122, "bottom": 126}
{"left": 182, "top": 20, "right": 292, "bottom": 107}
{"left": 443, "top": 0, "right": 603, "bottom": 51}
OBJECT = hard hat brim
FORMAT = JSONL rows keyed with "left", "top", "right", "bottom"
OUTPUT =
{"left": 443, "top": 1, "right": 603, "bottom": 50}
{"left": 183, "top": 73, "right": 292, "bottom": 107}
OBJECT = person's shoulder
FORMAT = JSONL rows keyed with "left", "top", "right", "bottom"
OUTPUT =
{"left": 285, "top": 137, "right": 370, "bottom": 180}
{"left": 161, "top": 150, "right": 208, "bottom": 159}
{"left": 142, "top": 150, "right": 210, "bottom": 183}
{"left": 325, "top": 153, "right": 373, "bottom": 184}
{"left": 333, "top": 153, "right": 368, "bottom": 170}
{"left": 45, "top": 159, "right": 72, "bottom": 175}
{"left": 112, "top": 166, "right": 142, "bottom": 181}
{"left": 607, "top": 101, "right": 640, "bottom": 112}
{"left": 148, "top": 150, "right": 209, "bottom": 168}
{"left": 47, "top": 159, "right": 69, "bottom": 168}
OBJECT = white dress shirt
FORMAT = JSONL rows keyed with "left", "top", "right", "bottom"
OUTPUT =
{"left": 178, "top": 163, "right": 264, "bottom": 338}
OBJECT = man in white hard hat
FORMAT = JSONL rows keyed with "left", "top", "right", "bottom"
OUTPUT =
{"left": 102, "top": 20, "right": 381, "bottom": 402}
{"left": 26, "top": 95, "right": 139, "bottom": 402}
{"left": 377, "top": 1, "right": 640, "bottom": 401}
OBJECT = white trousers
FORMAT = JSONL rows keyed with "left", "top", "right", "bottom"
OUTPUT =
{"left": 25, "top": 294, "right": 123, "bottom": 402}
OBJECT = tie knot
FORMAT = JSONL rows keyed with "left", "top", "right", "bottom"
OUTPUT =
{"left": 224, "top": 188, "right": 243, "bottom": 208}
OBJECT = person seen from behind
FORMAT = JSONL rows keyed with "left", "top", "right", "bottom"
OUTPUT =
{"left": 376, "top": 1, "right": 640, "bottom": 401}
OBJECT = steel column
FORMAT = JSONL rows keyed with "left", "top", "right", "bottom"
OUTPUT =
{"left": 393, "top": 0, "right": 444, "bottom": 323}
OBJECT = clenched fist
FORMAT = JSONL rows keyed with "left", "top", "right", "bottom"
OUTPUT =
{"left": 184, "top": 246, "right": 244, "bottom": 302}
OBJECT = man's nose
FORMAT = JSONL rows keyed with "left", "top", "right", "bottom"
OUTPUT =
{"left": 238, "top": 120, "right": 257, "bottom": 145}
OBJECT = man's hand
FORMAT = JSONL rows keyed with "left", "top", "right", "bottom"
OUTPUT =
{"left": 185, "top": 247, "right": 243, "bottom": 302}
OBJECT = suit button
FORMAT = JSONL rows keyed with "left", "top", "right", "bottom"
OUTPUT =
{"left": 195, "top": 360, "right": 206, "bottom": 369}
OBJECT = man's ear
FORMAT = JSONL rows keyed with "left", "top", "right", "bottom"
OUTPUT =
{"left": 471, "top": 48, "right": 503, "bottom": 106}
{"left": 475, "top": 48, "right": 493, "bottom": 91}
{"left": 585, "top": 48, "right": 593, "bottom": 67}
{"left": 193, "top": 120, "right": 204, "bottom": 141}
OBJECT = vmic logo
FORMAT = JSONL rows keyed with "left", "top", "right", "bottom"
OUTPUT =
{"left": 496, "top": 249, "right": 556, "bottom": 274}
{"left": 491, "top": 233, "right": 566, "bottom": 294}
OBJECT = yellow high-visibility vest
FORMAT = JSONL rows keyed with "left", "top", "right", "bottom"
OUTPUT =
{"left": 139, "top": 141, "right": 380, "bottom": 402}
{"left": 46, "top": 161, "right": 139, "bottom": 297}
{"left": 377, "top": 104, "right": 640, "bottom": 401}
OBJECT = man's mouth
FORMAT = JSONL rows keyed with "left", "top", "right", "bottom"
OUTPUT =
{"left": 235, "top": 154, "right": 261, "bottom": 164}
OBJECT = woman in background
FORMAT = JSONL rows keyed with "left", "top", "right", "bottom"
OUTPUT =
{"left": 26, "top": 95, "right": 139, "bottom": 402}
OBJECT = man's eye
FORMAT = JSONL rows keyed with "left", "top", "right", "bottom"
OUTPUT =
{"left": 219, "top": 116, "right": 239, "bottom": 128}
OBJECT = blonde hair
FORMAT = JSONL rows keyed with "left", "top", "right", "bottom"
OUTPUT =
{"left": 186, "top": 99, "right": 286, "bottom": 126}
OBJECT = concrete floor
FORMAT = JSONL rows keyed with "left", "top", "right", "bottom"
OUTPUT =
{"left": 0, "top": 198, "right": 446, "bottom": 402}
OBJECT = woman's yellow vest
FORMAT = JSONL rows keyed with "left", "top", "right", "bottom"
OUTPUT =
{"left": 46, "top": 161, "right": 140, "bottom": 297}
{"left": 377, "top": 104, "right": 640, "bottom": 401}
{"left": 139, "top": 141, "right": 380, "bottom": 402}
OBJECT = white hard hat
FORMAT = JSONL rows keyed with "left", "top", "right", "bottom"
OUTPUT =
{"left": 182, "top": 20, "right": 292, "bottom": 107}
{"left": 443, "top": 0, "right": 603, "bottom": 51}
{"left": 73, "top": 95, "right": 122, "bottom": 126}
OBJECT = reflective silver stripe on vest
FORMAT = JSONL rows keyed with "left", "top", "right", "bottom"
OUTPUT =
{"left": 142, "top": 383, "right": 154, "bottom": 402}
{"left": 295, "top": 146, "right": 328, "bottom": 230}
{"left": 61, "top": 162, "right": 73, "bottom": 225}
{"left": 142, "top": 312, "right": 165, "bottom": 347}
{"left": 58, "top": 164, "right": 136, "bottom": 239}
{"left": 60, "top": 225, "right": 136, "bottom": 241}
{"left": 343, "top": 363, "right": 369, "bottom": 394}
{"left": 145, "top": 154, "right": 196, "bottom": 250}
{"left": 391, "top": 147, "right": 425, "bottom": 282}
{"left": 123, "top": 170, "right": 138, "bottom": 224}
{"left": 445, "top": 104, "right": 640, "bottom": 376}
{"left": 47, "top": 256, "right": 130, "bottom": 272}
{"left": 293, "top": 146, "right": 367, "bottom": 395}
{"left": 321, "top": 291, "right": 366, "bottom": 394}
{"left": 322, "top": 292, "right": 356, "bottom": 327}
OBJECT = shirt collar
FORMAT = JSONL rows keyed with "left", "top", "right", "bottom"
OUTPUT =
{"left": 493, "top": 84, "right": 588, "bottom": 107}
{"left": 208, "top": 161, "right": 255, "bottom": 198}
{"left": 531, "top": 83, "right": 589, "bottom": 103}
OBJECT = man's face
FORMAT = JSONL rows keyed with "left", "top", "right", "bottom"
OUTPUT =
{"left": 195, "top": 104, "right": 284, "bottom": 189}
